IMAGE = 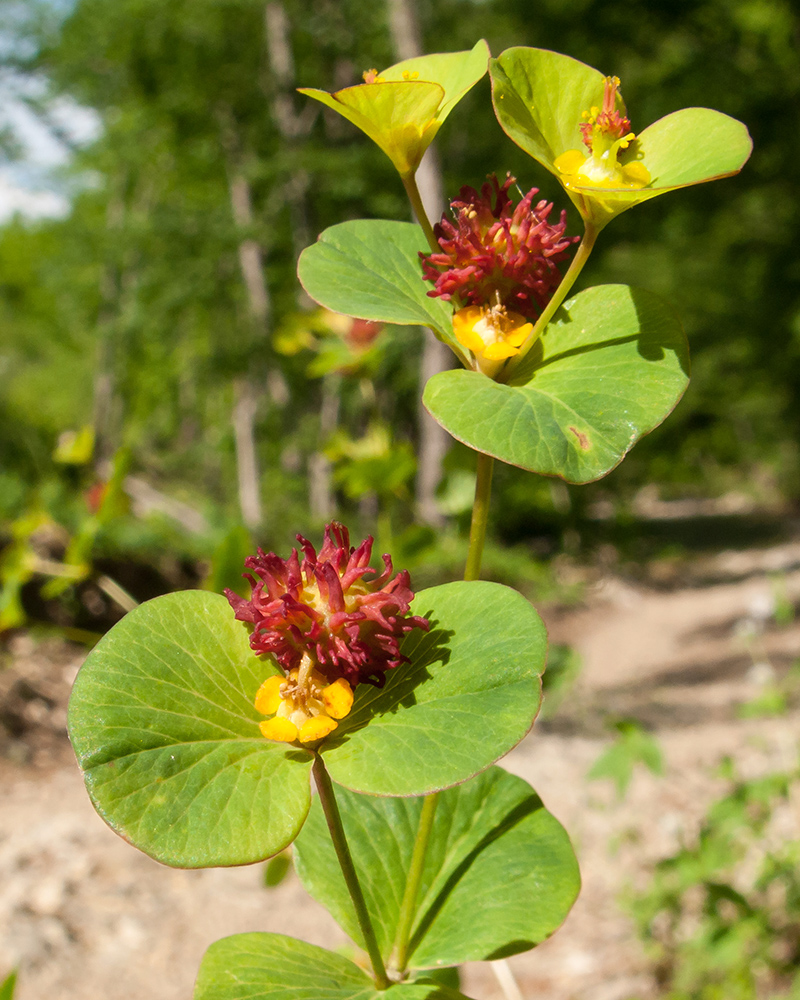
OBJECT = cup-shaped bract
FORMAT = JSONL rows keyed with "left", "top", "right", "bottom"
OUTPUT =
{"left": 299, "top": 40, "right": 490, "bottom": 178}
{"left": 490, "top": 47, "right": 752, "bottom": 229}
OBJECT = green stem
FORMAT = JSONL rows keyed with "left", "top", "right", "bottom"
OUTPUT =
{"left": 464, "top": 451, "right": 495, "bottom": 582}
{"left": 402, "top": 171, "right": 474, "bottom": 368}
{"left": 390, "top": 791, "right": 439, "bottom": 973}
{"left": 388, "top": 428, "right": 495, "bottom": 976}
{"left": 312, "top": 754, "right": 389, "bottom": 989}
{"left": 507, "top": 222, "right": 599, "bottom": 378}
{"left": 401, "top": 173, "right": 440, "bottom": 254}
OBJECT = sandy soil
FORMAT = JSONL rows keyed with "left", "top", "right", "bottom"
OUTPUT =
{"left": 1, "top": 546, "right": 799, "bottom": 1000}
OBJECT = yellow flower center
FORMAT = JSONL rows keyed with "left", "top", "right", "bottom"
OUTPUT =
{"left": 254, "top": 654, "right": 354, "bottom": 744}
{"left": 554, "top": 76, "right": 651, "bottom": 192}
{"left": 453, "top": 303, "right": 533, "bottom": 377}
{"left": 554, "top": 143, "right": 651, "bottom": 191}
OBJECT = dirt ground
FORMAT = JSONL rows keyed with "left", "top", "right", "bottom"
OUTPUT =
{"left": 1, "top": 542, "right": 799, "bottom": 1000}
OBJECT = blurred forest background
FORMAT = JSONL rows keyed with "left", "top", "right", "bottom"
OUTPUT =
{"left": 1, "top": 0, "right": 799, "bottom": 635}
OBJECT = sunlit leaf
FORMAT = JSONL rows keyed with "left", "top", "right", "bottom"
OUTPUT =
{"left": 69, "top": 581, "right": 545, "bottom": 865}
{"left": 490, "top": 47, "right": 751, "bottom": 228}
{"left": 299, "top": 41, "right": 489, "bottom": 177}
{"left": 298, "top": 220, "right": 459, "bottom": 353}
{"left": 68, "top": 591, "right": 313, "bottom": 868}
{"left": 423, "top": 284, "right": 689, "bottom": 483}
{"left": 322, "top": 581, "right": 546, "bottom": 796}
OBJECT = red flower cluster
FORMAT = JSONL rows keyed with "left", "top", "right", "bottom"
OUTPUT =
{"left": 226, "top": 522, "right": 429, "bottom": 688}
{"left": 420, "top": 174, "right": 577, "bottom": 320}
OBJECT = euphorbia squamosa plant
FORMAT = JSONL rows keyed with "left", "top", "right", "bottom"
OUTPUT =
{"left": 68, "top": 43, "right": 750, "bottom": 999}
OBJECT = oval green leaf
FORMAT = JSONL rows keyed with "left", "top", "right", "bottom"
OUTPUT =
{"left": 423, "top": 284, "right": 689, "bottom": 483}
{"left": 194, "top": 933, "right": 472, "bottom": 1000}
{"left": 297, "top": 220, "right": 459, "bottom": 353}
{"left": 322, "top": 581, "right": 545, "bottom": 796}
{"left": 67, "top": 591, "right": 314, "bottom": 868}
{"left": 295, "top": 767, "right": 580, "bottom": 970}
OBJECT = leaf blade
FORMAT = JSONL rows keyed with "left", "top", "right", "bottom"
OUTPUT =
{"left": 322, "top": 581, "right": 546, "bottom": 796}
{"left": 297, "top": 220, "right": 456, "bottom": 348}
{"left": 68, "top": 591, "right": 313, "bottom": 868}
{"left": 294, "top": 768, "right": 580, "bottom": 969}
{"left": 423, "top": 284, "right": 689, "bottom": 483}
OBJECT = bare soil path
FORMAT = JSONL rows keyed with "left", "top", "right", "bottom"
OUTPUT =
{"left": 2, "top": 546, "right": 799, "bottom": 1000}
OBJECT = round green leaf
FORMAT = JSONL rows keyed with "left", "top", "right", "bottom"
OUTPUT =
{"left": 68, "top": 591, "right": 313, "bottom": 868}
{"left": 295, "top": 767, "right": 580, "bottom": 970}
{"left": 423, "top": 284, "right": 689, "bottom": 483}
{"left": 194, "top": 933, "right": 472, "bottom": 1000}
{"left": 322, "top": 581, "right": 545, "bottom": 796}
{"left": 297, "top": 220, "right": 459, "bottom": 352}
{"left": 69, "top": 582, "right": 545, "bottom": 859}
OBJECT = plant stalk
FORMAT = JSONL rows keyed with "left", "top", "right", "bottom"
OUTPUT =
{"left": 464, "top": 451, "right": 494, "bottom": 582}
{"left": 312, "top": 754, "right": 389, "bottom": 989}
{"left": 388, "top": 448, "right": 495, "bottom": 971}
{"left": 389, "top": 790, "right": 439, "bottom": 973}
{"left": 401, "top": 173, "right": 440, "bottom": 254}
{"left": 509, "top": 222, "right": 599, "bottom": 375}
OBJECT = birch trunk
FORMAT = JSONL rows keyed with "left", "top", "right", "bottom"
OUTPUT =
{"left": 265, "top": 1, "right": 337, "bottom": 517}
{"left": 226, "top": 165, "right": 266, "bottom": 529}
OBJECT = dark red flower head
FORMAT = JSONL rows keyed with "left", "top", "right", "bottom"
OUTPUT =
{"left": 225, "top": 522, "right": 429, "bottom": 688}
{"left": 419, "top": 173, "right": 578, "bottom": 321}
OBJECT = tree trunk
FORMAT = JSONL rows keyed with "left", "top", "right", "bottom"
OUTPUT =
{"left": 264, "top": 2, "right": 313, "bottom": 260}
{"left": 226, "top": 165, "right": 266, "bottom": 529}
{"left": 387, "top": 0, "right": 450, "bottom": 527}
{"left": 232, "top": 377, "right": 263, "bottom": 529}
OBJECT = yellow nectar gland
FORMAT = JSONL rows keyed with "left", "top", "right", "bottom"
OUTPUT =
{"left": 453, "top": 303, "right": 533, "bottom": 377}
{"left": 254, "top": 659, "right": 354, "bottom": 744}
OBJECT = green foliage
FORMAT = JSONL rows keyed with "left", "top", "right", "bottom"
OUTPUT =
{"left": 2, "top": 0, "right": 797, "bottom": 550}
{"left": 299, "top": 41, "right": 489, "bottom": 178}
{"left": 628, "top": 760, "right": 800, "bottom": 1000}
{"left": 424, "top": 285, "right": 689, "bottom": 482}
{"left": 588, "top": 719, "right": 664, "bottom": 798}
{"left": 322, "top": 580, "right": 546, "bottom": 796}
{"left": 327, "top": 430, "right": 416, "bottom": 503}
{"left": 0, "top": 970, "right": 17, "bottom": 1000}
{"left": 294, "top": 767, "right": 579, "bottom": 968}
{"left": 202, "top": 525, "right": 254, "bottom": 598}
{"left": 298, "top": 220, "right": 459, "bottom": 352}
{"left": 737, "top": 661, "right": 800, "bottom": 719}
{"left": 0, "top": 4, "right": 784, "bottom": 996}
{"left": 67, "top": 581, "right": 546, "bottom": 863}
{"left": 68, "top": 591, "right": 312, "bottom": 867}
{"left": 490, "top": 47, "right": 751, "bottom": 227}
{"left": 263, "top": 852, "right": 292, "bottom": 889}
{"left": 194, "top": 934, "right": 472, "bottom": 1000}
